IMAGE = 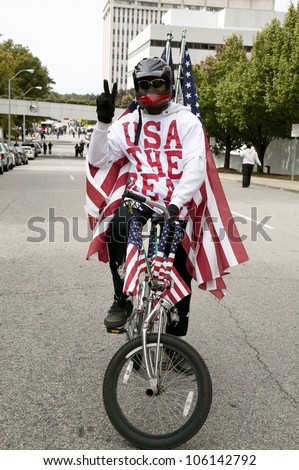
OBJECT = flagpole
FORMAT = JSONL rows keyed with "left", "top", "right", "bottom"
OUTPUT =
{"left": 175, "top": 29, "right": 186, "bottom": 103}
{"left": 165, "top": 31, "right": 173, "bottom": 65}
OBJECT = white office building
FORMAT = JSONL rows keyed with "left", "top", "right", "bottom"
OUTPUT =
{"left": 127, "top": 6, "right": 285, "bottom": 88}
{"left": 102, "top": 0, "right": 277, "bottom": 90}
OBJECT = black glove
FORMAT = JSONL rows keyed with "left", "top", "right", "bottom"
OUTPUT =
{"left": 96, "top": 79, "right": 117, "bottom": 124}
{"left": 167, "top": 204, "right": 179, "bottom": 221}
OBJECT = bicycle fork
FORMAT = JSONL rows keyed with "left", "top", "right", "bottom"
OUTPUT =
{"left": 141, "top": 293, "right": 174, "bottom": 396}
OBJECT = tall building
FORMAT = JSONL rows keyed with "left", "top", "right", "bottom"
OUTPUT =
{"left": 102, "top": 0, "right": 276, "bottom": 90}
{"left": 127, "top": 6, "right": 285, "bottom": 88}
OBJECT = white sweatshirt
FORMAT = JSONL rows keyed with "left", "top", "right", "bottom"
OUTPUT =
{"left": 88, "top": 102, "right": 206, "bottom": 212}
{"left": 240, "top": 147, "right": 261, "bottom": 166}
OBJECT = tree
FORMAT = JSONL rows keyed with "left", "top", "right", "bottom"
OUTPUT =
{"left": 194, "top": 35, "right": 247, "bottom": 168}
{"left": 115, "top": 88, "right": 135, "bottom": 109}
{"left": 193, "top": 3, "right": 299, "bottom": 170}
{"left": 0, "top": 40, "right": 55, "bottom": 97}
{"left": 0, "top": 39, "right": 55, "bottom": 136}
{"left": 234, "top": 19, "right": 286, "bottom": 166}
{"left": 219, "top": 3, "right": 299, "bottom": 167}
{"left": 269, "top": 3, "right": 299, "bottom": 126}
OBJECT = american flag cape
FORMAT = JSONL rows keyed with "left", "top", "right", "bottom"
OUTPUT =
{"left": 86, "top": 101, "right": 136, "bottom": 263}
{"left": 86, "top": 48, "right": 248, "bottom": 300}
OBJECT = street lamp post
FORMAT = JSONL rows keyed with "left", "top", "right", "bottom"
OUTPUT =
{"left": 22, "top": 86, "right": 42, "bottom": 142}
{"left": 8, "top": 68, "right": 34, "bottom": 146}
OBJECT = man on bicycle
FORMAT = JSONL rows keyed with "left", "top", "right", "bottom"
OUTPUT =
{"left": 88, "top": 57, "right": 206, "bottom": 337}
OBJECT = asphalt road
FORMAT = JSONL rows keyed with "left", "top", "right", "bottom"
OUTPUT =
{"left": 0, "top": 149, "right": 298, "bottom": 451}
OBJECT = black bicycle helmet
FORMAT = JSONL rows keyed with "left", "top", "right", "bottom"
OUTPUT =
{"left": 133, "top": 57, "right": 172, "bottom": 109}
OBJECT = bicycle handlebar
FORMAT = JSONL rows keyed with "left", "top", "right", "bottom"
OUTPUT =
{"left": 122, "top": 188, "right": 170, "bottom": 219}
{"left": 123, "top": 188, "right": 147, "bottom": 203}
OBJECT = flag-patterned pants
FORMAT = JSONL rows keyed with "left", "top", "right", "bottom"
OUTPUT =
{"left": 107, "top": 202, "right": 192, "bottom": 336}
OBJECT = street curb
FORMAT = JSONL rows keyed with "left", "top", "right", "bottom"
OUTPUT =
{"left": 219, "top": 175, "right": 299, "bottom": 193}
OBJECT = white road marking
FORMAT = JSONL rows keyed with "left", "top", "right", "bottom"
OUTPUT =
{"left": 70, "top": 175, "right": 75, "bottom": 181}
{"left": 231, "top": 210, "right": 274, "bottom": 230}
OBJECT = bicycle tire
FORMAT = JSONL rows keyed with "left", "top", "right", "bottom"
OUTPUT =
{"left": 102, "top": 333, "right": 212, "bottom": 449}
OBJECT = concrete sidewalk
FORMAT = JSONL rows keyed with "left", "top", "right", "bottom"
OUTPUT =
{"left": 219, "top": 172, "right": 299, "bottom": 193}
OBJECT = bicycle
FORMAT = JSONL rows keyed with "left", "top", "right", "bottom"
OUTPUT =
{"left": 102, "top": 189, "right": 212, "bottom": 449}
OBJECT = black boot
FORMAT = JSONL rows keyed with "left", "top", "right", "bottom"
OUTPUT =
{"left": 104, "top": 295, "right": 133, "bottom": 328}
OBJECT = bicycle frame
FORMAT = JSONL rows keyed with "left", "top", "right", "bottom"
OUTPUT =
{"left": 122, "top": 189, "right": 181, "bottom": 395}
{"left": 103, "top": 190, "right": 213, "bottom": 447}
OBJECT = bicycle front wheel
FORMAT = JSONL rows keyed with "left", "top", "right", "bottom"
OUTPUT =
{"left": 102, "top": 333, "right": 212, "bottom": 449}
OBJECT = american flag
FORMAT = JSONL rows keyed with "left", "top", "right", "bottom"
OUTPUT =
{"left": 161, "top": 268, "right": 191, "bottom": 306}
{"left": 151, "top": 221, "right": 170, "bottom": 280}
{"left": 151, "top": 221, "right": 181, "bottom": 282}
{"left": 181, "top": 45, "right": 201, "bottom": 120}
{"left": 123, "top": 216, "right": 146, "bottom": 296}
{"left": 86, "top": 156, "right": 130, "bottom": 262}
{"left": 150, "top": 221, "right": 191, "bottom": 306}
{"left": 179, "top": 42, "right": 248, "bottom": 298}
{"left": 86, "top": 43, "right": 248, "bottom": 299}
{"left": 160, "top": 47, "right": 175, "bottom": 99}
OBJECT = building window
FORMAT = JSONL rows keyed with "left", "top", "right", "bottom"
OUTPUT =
{"left": 185, "top": 5, "right": 203, "bottom": 10}
{"left": 160, "top": 3, "right": 182, "bottom": 7}
{"left": 137, "top": 2, "right": 157, "bottom": 6}
{"left": 206, "top": 7, "right": 222, "bottom": 12}
{"left": 150, "top": 39, "right": 252, "bottom": 53}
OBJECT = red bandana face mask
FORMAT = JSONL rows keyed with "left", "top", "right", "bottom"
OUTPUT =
{"left": 136, "top": 89, "right": 172, "bottom": 109}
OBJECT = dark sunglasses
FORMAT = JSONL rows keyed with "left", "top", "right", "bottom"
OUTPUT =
{"left": 138, "top": 79, "right": 166, "bottom": 90}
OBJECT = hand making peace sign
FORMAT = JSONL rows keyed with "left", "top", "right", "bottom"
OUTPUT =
{"left": 96, "top": 79, "right": 118, "bottom": 124}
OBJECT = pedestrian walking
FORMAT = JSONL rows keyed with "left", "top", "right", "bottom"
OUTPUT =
{"left": 239, "top": 144, "right": 262, "bottom": 187}
{"left": 48, "top": 141, "right": 53, "bottom": 155}
{"left": 43, "top": 142, "right": 47, "bottom": 155}
{"left": 79, "top": 141, "right": 85, "bottom": 157}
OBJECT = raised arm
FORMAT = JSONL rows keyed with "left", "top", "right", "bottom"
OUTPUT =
{"left": 88, "top": 80, "right": 118, "bottom": 167}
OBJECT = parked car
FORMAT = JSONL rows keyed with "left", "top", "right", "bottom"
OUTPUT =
{"left": 1, "top": 143, "right": 14, "bottom": 170}
{"left": 32, "top": 139, "right": 42, "bottom": 151}
{"left": 9, "top": 145, "right": 22, "bottom": 166}
{"left": 35, "top": 142, "right": 42, "bottom": 154}
{"left": 17, "top": 147, "right": 28, "bottom": 165}
{"left": 0, "top": 155, "right": 4, "bottom": 174}
{"left": 21, "top": 145, "right": 35, "bottom": 160}
{"left": 23, "top": 141, "right": 40, "bottom": 156}
{"left": 0, "top": 143, "right": 9, "bottom": 172}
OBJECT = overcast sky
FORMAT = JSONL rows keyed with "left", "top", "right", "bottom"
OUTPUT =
{"left": 0, "top": 0, "right": 294, "bottom": 95}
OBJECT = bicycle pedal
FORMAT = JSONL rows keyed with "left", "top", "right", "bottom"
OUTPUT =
{"left": 106, "top": 327, "right": 125, "bottom": 334}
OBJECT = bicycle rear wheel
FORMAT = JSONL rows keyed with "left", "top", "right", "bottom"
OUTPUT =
{"left": 102, "top": 333, "right": 212, "bottom": 449}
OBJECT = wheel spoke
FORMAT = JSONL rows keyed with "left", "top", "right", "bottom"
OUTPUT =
{"left": 103, "top": 333, "right": 212, "bottom": 448}
{"left": 114, "top": 347, "right": 200, "bottom": 434}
